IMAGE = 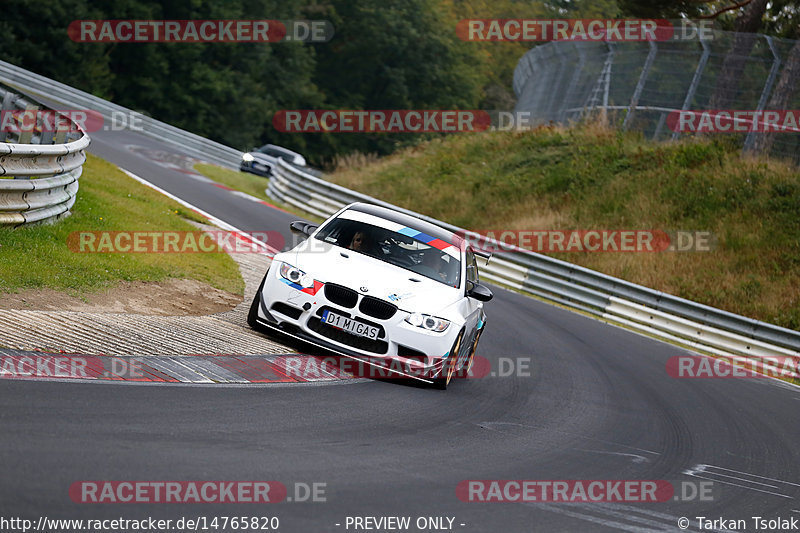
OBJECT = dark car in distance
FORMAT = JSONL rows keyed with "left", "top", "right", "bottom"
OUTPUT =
{"left": 240, "top": 144, "right": 307, "bottom": 177}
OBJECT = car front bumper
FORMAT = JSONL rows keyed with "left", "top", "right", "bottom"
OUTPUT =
{"left": 253, "top": 269, "right": 459, "bottom": 381}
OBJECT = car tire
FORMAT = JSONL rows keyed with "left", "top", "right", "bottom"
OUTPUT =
{"left": 247, "top": 272, "right": 269, "bottom": 330}
{"left": 433, "top": 329, "right": 464, "bottom": 390}
{"left": 464, "top": 325, "right": 484, "bottom": 375}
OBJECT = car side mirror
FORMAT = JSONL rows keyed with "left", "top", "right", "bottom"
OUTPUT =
{"left": 289, "top": 221, "right": 318, "bottom": 237}
{"left": 467, "top": 282, "right": 493, "bottom": 302}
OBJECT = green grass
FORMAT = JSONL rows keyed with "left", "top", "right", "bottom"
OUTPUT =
{"left": 331, "top": 122, "right": 800, "bottom": 330}
{"left": 0, "top": 154, "right": 243, "bottom": 295}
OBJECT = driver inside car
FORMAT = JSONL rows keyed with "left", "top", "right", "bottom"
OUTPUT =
{"left": 348, "top": 229, "right": 380, "bottom": 257}
{"left": 413, "top": 250, "right": 445, "bottom": 281}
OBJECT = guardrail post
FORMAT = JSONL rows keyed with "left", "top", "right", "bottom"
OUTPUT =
{"left": 16, "top": 103, "right": 37, "bottom": 144}
{"left": 1, "top": 90, "right": 15, "bottom": 143}
{"left": 40, "top": 129, "right": 55, "bottom": 145}
{"left": 54, "top": 123, "right": 69, "bottom": 145}
{"left": 743, "top": 35, "right": 781, "bottom": 152}
{"left": 40, "top": 112, "right": 58, "bottom": 145}
{"left": 623, "top": 41, "right": 658, "bottom": 130}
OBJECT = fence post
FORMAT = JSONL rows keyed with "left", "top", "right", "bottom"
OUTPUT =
{"left": 623, "top": 41, "right": 658, "bottom": 130}
{"left": 743, "top": 35, "right": 781, "bottom": 152}
{"left": 583, "top": 42, "right": 615, "bottom": 121}
{"left": 672, "top": 34, "right": 711, "bottom": 141}
{"left": 601, "top": 43, "right": 615, "bottom": 121}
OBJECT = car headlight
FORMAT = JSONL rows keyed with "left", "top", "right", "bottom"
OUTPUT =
{"left": 242, "top": 153, "right": 254, "bottom": 162}
{"left": 279, "top": 262, "right": 315, "bottom": 288}
{"left": 405, "top": 312, "right": 450, "bottom": 332}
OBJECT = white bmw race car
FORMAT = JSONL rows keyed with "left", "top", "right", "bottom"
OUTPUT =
{"left": 247, "top": 202, "right": 492, "bottom": 389}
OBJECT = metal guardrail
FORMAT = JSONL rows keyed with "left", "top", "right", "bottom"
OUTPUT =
{"left": 0, "top": 59, "right": 243, "bottom": 170}
{"left": 0, "top": 84, "right": 89, "bottom": 226}
{"left": 268, "top": 158, "right": 800, "bottom": 368}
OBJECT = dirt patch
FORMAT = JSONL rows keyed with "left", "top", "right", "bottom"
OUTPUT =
{"left": 0, "top": 278, "right": 242, "bottom": 316}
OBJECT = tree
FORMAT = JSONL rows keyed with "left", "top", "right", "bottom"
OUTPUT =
{"left": 617, "top": 0, "right": 730, "bottom": 19}
{"left": 761, "top": 0, "right": 800, "bottom": 39}
{"left": 296, "top": 0, "right": 484, "bottom": 162}
{"left": 706, "top": 0, "right": 770, "bottom": 109}
{"left": 0, "top": 0, "right": 113, "bottom": 96}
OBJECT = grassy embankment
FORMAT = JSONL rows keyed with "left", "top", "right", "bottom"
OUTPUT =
{"left": 330, "top": 123, "right": 800, "bottom": 331}
{"left": 0, "top": 154, "right": 243, "bottom": 296}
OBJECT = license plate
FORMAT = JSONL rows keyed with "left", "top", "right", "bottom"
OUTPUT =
{"left": 321, "top": 310, "right": 379, "bottom": 340}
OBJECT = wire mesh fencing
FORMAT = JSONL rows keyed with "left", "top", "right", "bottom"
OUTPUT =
{"left": 513, "top": 28, "right": 800, "bottom": 164}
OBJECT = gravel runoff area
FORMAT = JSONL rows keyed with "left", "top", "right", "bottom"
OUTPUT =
{"left": 0, "top": 249, "right": 292, "bottom": 358}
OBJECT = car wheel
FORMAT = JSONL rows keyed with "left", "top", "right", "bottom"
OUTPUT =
{"left": 464, "top": 326, "right": 484, "bottom": 375}
{"left": 433, "top": 329, "right": 464, "bottom": 390}
{"left": 247, "top": 272, "right": 269, "bottom": 330}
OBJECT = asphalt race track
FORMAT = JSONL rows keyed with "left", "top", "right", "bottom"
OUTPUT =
{"left": 1, "top": 123, "right": 799, "bottom": 532}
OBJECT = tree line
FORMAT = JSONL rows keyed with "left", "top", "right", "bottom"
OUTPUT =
{"left": 2, "top": 0, "right": 796, "bottom": 167}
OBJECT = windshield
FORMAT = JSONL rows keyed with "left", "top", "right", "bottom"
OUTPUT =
{"left": 314, "top": 217, "right": 460, "bottom": 287}
{"left": 257, "top": 145, "right": 296, "bottom": 161}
